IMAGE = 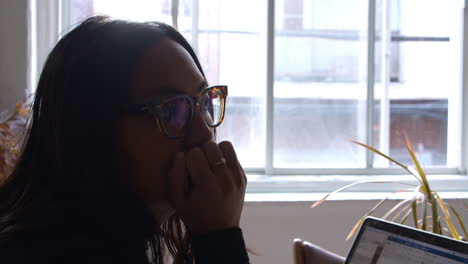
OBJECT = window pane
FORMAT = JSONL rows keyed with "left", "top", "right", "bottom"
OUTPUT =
{"left": 68, "top": 0, "right": 174, "bottom": 25}
{"left": 69, "top": 0, "right": 267, "bottom": 169}
{"left": 95, "top": 0, "right": 172, "bottom": 23}
{"left": 273, "top": 0, "right": 368, "bottom": 168}
{"left": 198, "top": 0, "right": 267, "bottom": 168}
{"left": 373, "top": 0, "right": 462, "bottom": 168}
{"left": 67, "top": 0, "right": 464, "bottom": 171}
{"left": 67, "top": 0, "right": 94, "bottom": 25}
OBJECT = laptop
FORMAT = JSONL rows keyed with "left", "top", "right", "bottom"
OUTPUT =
{"left": 345, "top": 216, "right": 468, "bottom": 264}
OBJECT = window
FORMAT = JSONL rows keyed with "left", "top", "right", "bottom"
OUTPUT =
{"left": 57, "top": 0, "right": 467, "bottom": 182}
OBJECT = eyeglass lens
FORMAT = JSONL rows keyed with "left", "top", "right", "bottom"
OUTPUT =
{"left": 160, "top": 97, "right": 192, "bottom": 136}
{"left": 200, "top": 88, "right": 223, "bottom": 126}
{"left": 159, "top": 88, "right": 223, "bottom": 137}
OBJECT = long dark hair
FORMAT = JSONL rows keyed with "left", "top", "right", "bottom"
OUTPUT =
{"left": 0, "top": 16, "right": 204, "bottom": 263}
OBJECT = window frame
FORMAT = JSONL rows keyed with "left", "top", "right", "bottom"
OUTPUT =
{"left": 33, "top": 0, "right": 468, "bottom": 196}
{"left": 250, "top": 0, "right": 468, "bottom": 195}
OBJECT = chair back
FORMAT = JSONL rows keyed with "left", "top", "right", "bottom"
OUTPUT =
{"left": 293, "top": 238, "right": 345, "bottom": 264}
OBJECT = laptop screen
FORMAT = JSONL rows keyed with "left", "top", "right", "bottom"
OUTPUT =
{"left": 345, "top": 217, "right": 468, "bottom": 264}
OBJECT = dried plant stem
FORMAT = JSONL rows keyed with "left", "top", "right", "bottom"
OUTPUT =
{"left": 313, "top": 138, "right": 467, "bottom": 242}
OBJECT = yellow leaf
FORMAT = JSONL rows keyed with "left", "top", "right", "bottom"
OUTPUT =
{"left": 448, "top": 205, "right": 468, "bottom": 239}
{"left": 433, "top": 192, "right": 462, "bottom": 240}
{"left": 404, "top": 134, "right": 432, "bottom": 197}
{"left": 444, "top": 216, "right": 461, "bottom": 240}
{"left": 17, "top": 108, "right": 29, "bottom": 116}
{"left": 311, "top": 180, "right": 416, "bottom": 208}
{"left": 352, "top": 140, "right": 421, "bottom": 182}
{"left": 345, "top": 198, "right": 390, "bottom": 240}
{"left": 347, "top": 218, "right": 366, "bottom": 241}
{"left": 411, "top": 199, "right": 420, "bottom": 229}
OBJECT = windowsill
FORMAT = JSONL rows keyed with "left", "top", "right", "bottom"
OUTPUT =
{"left": 245, "top": 174, "right": 468, "bottom": 202}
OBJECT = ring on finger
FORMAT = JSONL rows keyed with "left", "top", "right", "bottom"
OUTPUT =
{"left": 214, "top": 157, "right": 227, "bottom": 167}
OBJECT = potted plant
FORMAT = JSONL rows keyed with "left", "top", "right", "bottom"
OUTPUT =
{"left": 0, "top": 100, "right": 30, "bottom": 183}
{"left": 312, "top": 135, "right": 467, "bottom": 241}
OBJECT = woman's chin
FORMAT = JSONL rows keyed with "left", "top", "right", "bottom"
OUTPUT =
{"left": 149, "top": 202, "right": 176, "bottom": 222}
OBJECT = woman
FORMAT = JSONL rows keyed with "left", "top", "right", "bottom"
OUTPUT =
{"left": 0, "top": 16, "right": 249, "bottom": 264}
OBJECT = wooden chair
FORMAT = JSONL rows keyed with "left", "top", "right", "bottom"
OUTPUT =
{"left": 293, "top": 238, "right": 345, "bottom": 264}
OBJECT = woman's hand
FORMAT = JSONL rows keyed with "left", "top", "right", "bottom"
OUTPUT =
{"left": 168, "top": 141, "right": 247, "bottom": 235}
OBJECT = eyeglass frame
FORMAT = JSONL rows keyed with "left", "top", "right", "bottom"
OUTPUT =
{"left": 127, "top": 85, "right": 228, "bottom": 139}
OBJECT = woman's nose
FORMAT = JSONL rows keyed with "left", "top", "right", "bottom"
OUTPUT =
{"left": 183, "top": 107, "right": 214, "bottom": 149}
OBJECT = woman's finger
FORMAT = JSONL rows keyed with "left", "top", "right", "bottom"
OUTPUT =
{"left": 219, "top": 141, "right": 246, "bottom": 187}
{"left": 185, "top": 147, "right": 216, "bottom": 189}
{"left": 168, "top": 152, "right": 187, "bottom": 208}
{"left": 202, "top": 141, "right": 233, "bottom": 191}
{"left": 201, "top": 141, "right": 225, "bottom": 171}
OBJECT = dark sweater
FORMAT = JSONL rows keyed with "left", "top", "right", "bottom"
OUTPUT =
{"left": 192, "top": 228, "right": 250, "bottom": 263}
{"left": 0, "top": 227, "right": 250, "bottom": 264}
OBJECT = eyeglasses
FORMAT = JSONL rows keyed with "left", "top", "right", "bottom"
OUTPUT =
{"left": 128, "top": 85, "right": 227, "bottom": 139}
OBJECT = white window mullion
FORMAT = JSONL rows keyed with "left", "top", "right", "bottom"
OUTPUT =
{"left": 461, "top": 0, "right": 468, "bottom": 173}
{"left": 378, "top": 0, "right": 391, "bottom": 165}
{"left": 190, "top": 0, "right": 199, "bottom": 53}
{"left": 447, "top": 1, "right": 465, "bottom": 170}
{"left": 366, "top": 0, "right": 377, "bottom": 168}
{"left": 266, "top": 0, "right": 275, "bottom": 174}
{"left": 28, "top": 0, "right": 37, "bottom": 94}
{"left": 171, "top": 0, "right": 179, "bottom": 29}
{"left": 58, "top": 0, "right": 66, "bottom": 34}
{"left": 31, "top": 0, "right": 61, "bottom": 92}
